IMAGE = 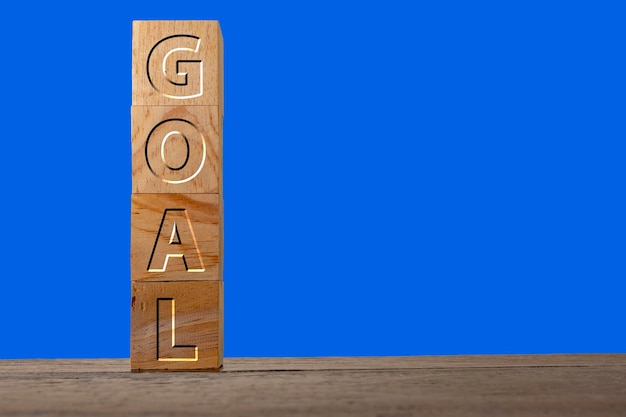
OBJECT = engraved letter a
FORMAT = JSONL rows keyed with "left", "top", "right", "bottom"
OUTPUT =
{"left": 148, "top": 209, "right": 205, "bottom": 272}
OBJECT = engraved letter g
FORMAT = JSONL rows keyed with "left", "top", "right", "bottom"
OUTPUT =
{"left": 147, "top": 35, "right": 203, "bottom": 99}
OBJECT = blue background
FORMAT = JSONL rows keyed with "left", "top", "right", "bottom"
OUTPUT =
{"left": 0, "top": 1, "right": 624, "bottom": 358}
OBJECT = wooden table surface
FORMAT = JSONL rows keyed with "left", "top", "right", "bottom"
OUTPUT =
{"left": 0, "top": 355, "right": 625, "bottom": 416}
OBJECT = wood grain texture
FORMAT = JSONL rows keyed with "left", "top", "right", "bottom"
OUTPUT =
{"left": 131, "top": 105, "right": 221, "bottom": 194}
{"left": 131, "top": 193, "right": 222, "bottom": 282}
{"left": 132, "top": 20, "right": 223, "bottom": 109}
{"left": 0, "top": 356, "right": 624, "bottom": 416}
{"left": 131, "top": 281, "right": 223, "bottom": 371}
{"left": 215, "top": 354, "right": 626, "bottom": 371}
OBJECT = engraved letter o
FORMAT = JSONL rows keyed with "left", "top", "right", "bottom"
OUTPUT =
{"left": 145, "top": 119, "right": 207, "bottom": 184}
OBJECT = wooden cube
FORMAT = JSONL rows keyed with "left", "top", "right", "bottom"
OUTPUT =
{"left": 132, "top": 20, "right": 223, "bottom": 109}
{"left": 131, "top": 281, "right": 223, "bottom": 371}
{"left": 131, "top": 194, "right": 222, "bottom": 282}
{"left": 131, "top": 105, "right": 222, "bottom": 194}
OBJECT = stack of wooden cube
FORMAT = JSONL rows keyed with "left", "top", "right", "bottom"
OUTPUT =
{"left": 130, "top": 21, "right": 224, "bottom": 372}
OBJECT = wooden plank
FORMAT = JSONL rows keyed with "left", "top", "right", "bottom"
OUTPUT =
{"left": 131, "top": 105, "right": 222, "bottom": 194}
{"left": 0, "top": 356, "right": 624, "bottom": 416}
{"left": 132, "top": 20, "right": 223, "bottom": 109}
{"left": 1, "top": 355, "right": 624, "bottom": 373}
{"left": 221, "top": 354, "right": 626, "bottom": 371}
{"left": 131, "top": 281, "right": 223, "bottom": 371}
{"left": 131, "top": 193, "right": 221, "bottom": 282}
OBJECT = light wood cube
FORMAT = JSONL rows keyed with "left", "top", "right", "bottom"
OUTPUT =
{"left": 131, "top": 281, "right": 223, "bottom": 371}
{"left": 131, "top": 193, "right": 222, "bottom": 282}
{"left": 132, "top": 20, "right": 223, "bottom": 109}
{"left": 131, "top": 105, "right": 222, "bottom": 194}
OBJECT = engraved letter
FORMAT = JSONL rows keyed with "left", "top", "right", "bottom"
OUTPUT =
{"left": 148, "top": 209, "right": 205, "bottom": 272}
{"left": 157, "top": 298, "right": 198, "bottom": 361}
{"left": 147, "top": 35, "right": 203, "bottom": 99}
{"left": 145, "top": 118, "right": 207, "bottom": 184}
